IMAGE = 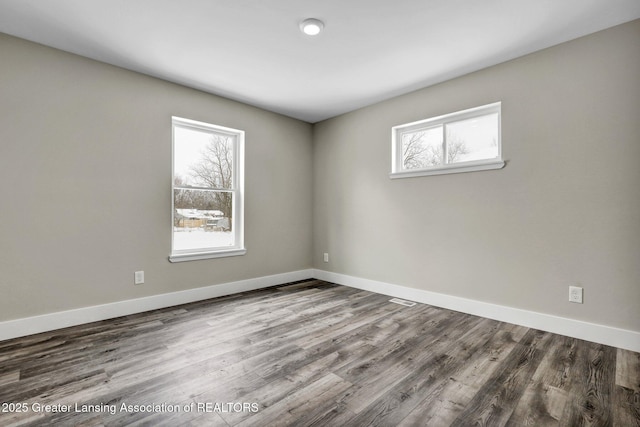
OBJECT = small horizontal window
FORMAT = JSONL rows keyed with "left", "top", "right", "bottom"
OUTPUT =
{"left": 391, "top": 102, "right": 504, "bottom": 178}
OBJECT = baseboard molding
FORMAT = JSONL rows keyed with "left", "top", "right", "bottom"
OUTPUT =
{"left": 0, "top": 269, "right": 314, "bottom": 342}
{"left": 313, "top": 269, "right": 640, "bottom": 353}
{"left": 3, "top": 268, "right": 638, "bottom": 352}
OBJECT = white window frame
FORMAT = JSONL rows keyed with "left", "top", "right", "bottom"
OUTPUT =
{"left": 169, "top": 117, "right": 245, "bottom": 263}
{"left": 390, "top": 102, "right": 504, "bottom": 179}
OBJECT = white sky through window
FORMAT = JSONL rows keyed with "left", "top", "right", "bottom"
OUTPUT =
{"left": 448, "top": 113, "right": 499, "bottom": 163}
{"left": 174, "top": 126, "right": 211, "bottom": 186}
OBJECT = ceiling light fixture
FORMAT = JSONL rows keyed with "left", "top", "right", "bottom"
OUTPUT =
{"left": 300, "top": 18, "right": 324, "bottom": 36}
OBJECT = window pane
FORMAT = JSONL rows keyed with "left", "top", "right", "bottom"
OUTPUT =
{"left": 174, "top": 126, "right": 234, "bottom": 189}
{"left": 402, "top": 125, "right": 444, "bottom": 169}
{"left": 173, "top": 189, "right": 234, "bottom": 251}
{"left": 445, "top": 113, "right": 499, "bottom": 164}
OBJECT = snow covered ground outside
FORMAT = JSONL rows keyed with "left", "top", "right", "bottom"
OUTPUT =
{"left": 173, "top": 228, "right": 233, "bottom": 250}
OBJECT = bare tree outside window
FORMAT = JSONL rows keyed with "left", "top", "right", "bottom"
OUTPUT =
{"left": 402, "top": 128, "right": 468, "bottom": 170}
{"left": 444, "top": 131, "right": 469, "bottom": 163}
{"left": 189, "top": 135, "right": 233, "bottom": 221}
{"left": 403, "top": 131, "right": 432, "bottom": 169}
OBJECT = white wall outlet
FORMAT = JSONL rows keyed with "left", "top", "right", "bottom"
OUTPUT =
{"left": 323, "top": 253, "right": 329, "bottom": 263}
{"left": 134, "top": 271, "right": 145, "bottom": 285}
{"left": 569, "top": 286, "right": 583, "bottom": 304}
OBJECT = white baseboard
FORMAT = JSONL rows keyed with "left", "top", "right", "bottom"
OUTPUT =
{"left": 0, "top": 269, "right": 314, "bottom": 342}
{"left": 313, "top": 269, "right": 640, "bottom": 353}
{"left": 3, "top": 268, "right": 638, "bottom": 353}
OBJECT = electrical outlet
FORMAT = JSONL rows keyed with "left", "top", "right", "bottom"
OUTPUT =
{"left": 569, "top": 286, "right": 583, "bottom": 304}
{"left": 323, "top": 253, "right": 329, "bottom": 263}
{"left": 134, "top": 271, "right": 145, "bottom": 285}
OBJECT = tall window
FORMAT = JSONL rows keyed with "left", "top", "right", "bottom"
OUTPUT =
{"left": 391, "top": 102, "right": 504, "bottom": 178}
{"left": 170, "top": 117, "right": 245, "bottom": 262}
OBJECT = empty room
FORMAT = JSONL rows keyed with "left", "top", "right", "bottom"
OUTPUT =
{"left": 1, "top": 1, "right": 639, "bottom": 426}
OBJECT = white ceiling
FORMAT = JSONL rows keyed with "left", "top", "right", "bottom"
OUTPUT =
{"left": 1, "top": 0, "right": 639, "bottom": 123}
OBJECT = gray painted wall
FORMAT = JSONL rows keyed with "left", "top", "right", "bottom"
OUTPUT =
{"left": 313, "top": 21, "right": 640, "bottom": 332}
{"left": 0, "top": 34, "right": 313, "bottom": 321}
{"left": 1, "top": 20, "right": 638, "bottom": 335}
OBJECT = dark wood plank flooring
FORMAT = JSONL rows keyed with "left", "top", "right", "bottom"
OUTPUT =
{"left": 0, "top": 279, "right": 638, "bottom": 426}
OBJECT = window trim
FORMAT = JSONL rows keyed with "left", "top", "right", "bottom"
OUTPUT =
{"left": 390, "top": 102, "right": 504, "bottom": 179}
{"left": 169, "top": 116, "right": 245, "bottom": 263}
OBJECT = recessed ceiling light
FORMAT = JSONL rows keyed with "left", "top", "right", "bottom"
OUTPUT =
{"left": 300, "top": 18, "right": 324, "bottom": 36}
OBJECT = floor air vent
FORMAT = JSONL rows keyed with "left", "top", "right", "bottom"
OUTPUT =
{"left": 389, "top": 298, "right": 417, "bottom": 307}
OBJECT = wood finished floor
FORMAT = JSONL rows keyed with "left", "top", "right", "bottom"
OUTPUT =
{"left": 0, "top": 279, "right": 638, "bottom": 426}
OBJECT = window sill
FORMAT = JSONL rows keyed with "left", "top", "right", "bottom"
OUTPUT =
{"left": 169, "top": 248, "right": 247, "bottom": 263}
{"left": 390, "top": 159, "right": 505, "bottom": 179}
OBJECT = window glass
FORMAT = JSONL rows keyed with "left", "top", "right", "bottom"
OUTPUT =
{"left": 402, "top": 125, "right": 443, "bottom": 169}
{"left": 446, "top": 113, "right": 499, "bottom": 164}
